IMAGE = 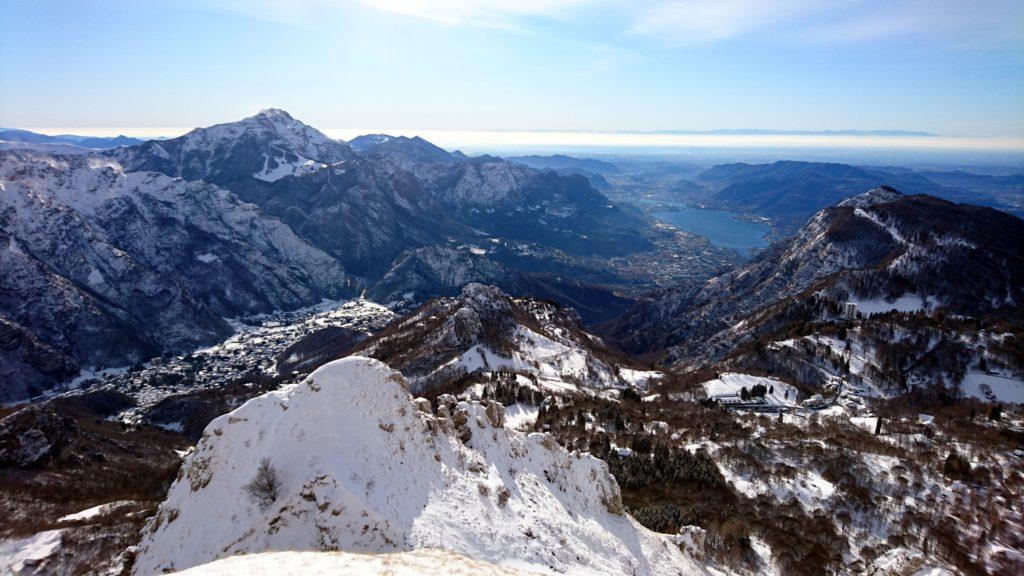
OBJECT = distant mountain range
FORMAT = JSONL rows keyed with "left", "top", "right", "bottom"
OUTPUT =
{"left": 641, "top": 128, "right": 938, "bottom": 137}
{"left": 690, "top": 160, "right": 1022, "bottom": 232}
{"left": 0, "top": 128, "right": 144, "bottom": 149}
{"left": 507, "top": 154, "right": 620, "bottom": 175}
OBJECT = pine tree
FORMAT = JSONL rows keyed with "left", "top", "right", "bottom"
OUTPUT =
{"left": 989, "top": 403, "right": 1002, "bottom": 421}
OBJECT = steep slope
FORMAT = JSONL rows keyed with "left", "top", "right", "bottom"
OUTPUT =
{"left": 0, "top": 150, "right": 353, "bottom": 401}
{"left": 346, "top": 136, "right": 650, "bottom": 258}
{"left": 133, "top": 126, "right": 444, "bottom": 278}
{"left": 420, "top": 159, "right": 651, "bottom": 257}
{"left": 131, "top": 357, "right": 702, "bottom": 576}
{"left": 607, "top": 188, "right": 1024, "bottom": 367}
{"left": 367, "top": 245, "right": 633, "bottom": 324}
{"left": 252, "top": 158, "right": 455, "bottom": 278}
{"left": 352, "top": 284, "right": 653, "bottom": 395}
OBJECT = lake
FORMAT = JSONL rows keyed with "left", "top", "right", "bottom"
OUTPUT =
{"left": 653, "top": 207, "right": 770, "bottom": 257}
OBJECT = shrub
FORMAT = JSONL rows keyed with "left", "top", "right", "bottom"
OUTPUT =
{"left": 943, "top": 450, "right": 971, "bottom": 481}
{"left": 243, "top": 457, "right": 281, "bottom": 509}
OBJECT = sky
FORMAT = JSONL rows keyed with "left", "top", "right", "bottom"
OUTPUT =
{"left": 1, "top": 0, "right": 1023, "bottom": 140}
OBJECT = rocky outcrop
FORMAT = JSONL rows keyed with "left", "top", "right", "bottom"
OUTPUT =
{"left": 131, "top": 357, "right": 702, "bottom": 576}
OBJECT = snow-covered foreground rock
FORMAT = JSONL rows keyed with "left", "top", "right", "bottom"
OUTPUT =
{"left": 171, "top": 549, "right": 538, "bottom": 575}
{"left": 132, "top": 357, "right": 702, "bottom": 576}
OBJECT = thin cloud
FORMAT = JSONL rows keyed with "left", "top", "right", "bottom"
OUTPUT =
{"left": 629, "top": 0, "right": 832, "bottom": 43}
{"left": 626, "top": 0, "right": 1024, "bottom": 48}
{"left": 195, "top": 0, "right": 1023, "bottom": 49}
{"left": 198, "top": 0, "right": 594, "bottom": 29}
{"left": 357, "top": 0, "right": 594, "bottom": 27}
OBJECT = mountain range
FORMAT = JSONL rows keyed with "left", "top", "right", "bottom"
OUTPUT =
{"left": 0, "top": 110, "right": 663, "bottom": 401}
{"left": 605, "top": 186, "right": 1024, "bottom": 387}
{"left": 680, "top": 160, "right": 1022, "bottom": 233}
{"left": 0, "top": 129, "right": 144, "bottom": 150}
{"left": 2, "top": 110, "right": 1023, "bottom": 576}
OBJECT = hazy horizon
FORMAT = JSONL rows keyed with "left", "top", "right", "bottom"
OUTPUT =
{"left": 9, "top": 122, "right": 1023, "bottom": 166}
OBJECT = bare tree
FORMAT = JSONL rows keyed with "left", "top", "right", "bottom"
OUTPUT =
{"left": 243, "top": 457, "right": 281, "bottom": 509}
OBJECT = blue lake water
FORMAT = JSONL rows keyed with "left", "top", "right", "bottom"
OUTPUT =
{"left": 653, "top": 208, "right": 770, "bottom": 257}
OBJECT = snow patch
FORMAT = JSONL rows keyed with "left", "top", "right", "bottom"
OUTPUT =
{"left": 848, "top": 294, "right": 928, "bottom": 315}
{"left": 0, "top": 529, "right": 63, "bottom": 574}
{"left": 86, "top": 267, "right": 104, "bottom": 286}
{"left": 701, "top": 373, "right": 798, "bottom": 407}
{"left": 58, "top": 500, "right": 135, "bottom": 523}
{"left": 960, "top": 371, "right": 1024, "bottom": 404}
{"left": 195, "top": 252, "right": 219, "bottom": 264}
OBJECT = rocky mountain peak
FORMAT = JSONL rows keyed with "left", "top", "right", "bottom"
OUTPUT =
{"left": 351, "top": 285, "right": 654, "bottom": 395}
{"left": 253, "top": 107, "right": 293, "bottom": 120}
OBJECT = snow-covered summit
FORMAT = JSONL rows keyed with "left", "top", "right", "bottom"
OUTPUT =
{"left": 197, "top": 107, "right": 343, "bottom": 151}
{"left": 837, "top": 186, "right": 903, "bottom": 208}
{"left": 131, "top": 356, "right": 700, "bottom": 575}
{"left": 113, "top": 108, "right": 353, "bottom": 184}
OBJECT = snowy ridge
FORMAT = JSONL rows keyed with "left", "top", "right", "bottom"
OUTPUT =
{"left": 432, "top": 324, "right": 619, "bottom": 394}
{"left": 132, "top": 357, "right": 701, "bottom": 575}
{"left": 356, "top": 284, "right": 656, "bottom": 395}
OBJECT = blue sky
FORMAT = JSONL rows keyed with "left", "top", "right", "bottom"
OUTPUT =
{"left": 1, "top": 0, "right": 1022, "bottom": 137}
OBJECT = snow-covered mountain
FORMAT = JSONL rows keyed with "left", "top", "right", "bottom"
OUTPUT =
{"left": 0, "top": 150, "right": 354, "bottom": 401}
{"left": 349, "top": 133, "right": 458, "bottom": 166}
{"left": 0, "top": 109, "right": 663, "bottom": 400}
{"left": 131, "top": 356, "right": 702, "bottom": 575}
{"left": 114, "top": 108, "right": 354, "bottom": 185}
{"left": 607, "top": 187, "right": 1024, "bottom": 367}
{"left": 113, "top": 111, "right": 652, "bottom": 284}
{"left": 0, "top": 129, "right": 143, "bottom": 150}
{"left": 352, "top": 284, "right": 657, "bottom": 395}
